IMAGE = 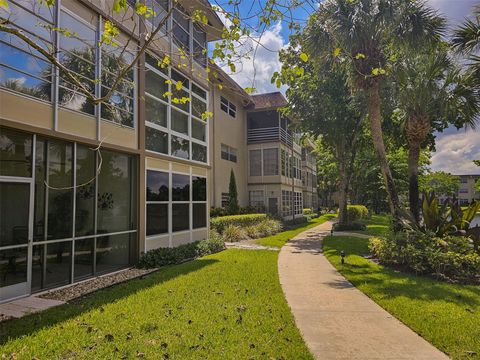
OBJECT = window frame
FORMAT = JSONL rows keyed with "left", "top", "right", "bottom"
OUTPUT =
{"left": 144, "top": 53, "right": 209, "bottom": 165}
{"left": 220, "top": 96, "right": 236, "bottom": 118}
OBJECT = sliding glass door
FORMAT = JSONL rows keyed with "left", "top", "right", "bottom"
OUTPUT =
{"left": 0, "top": 180, "right": 33, "bottom": 302}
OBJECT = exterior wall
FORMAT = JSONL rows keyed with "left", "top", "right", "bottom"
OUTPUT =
{"left": 209, "top": 87, "right": 249, "bottom": 208}
{"left": 0, "top": 0, "right": 219, "bottom": 302}
{"left": 458, "top": 175, "right": 480, "bottom": 204}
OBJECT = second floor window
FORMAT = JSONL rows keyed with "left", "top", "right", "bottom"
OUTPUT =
{"left": 249, "top": 149, "right": 262, "bottom": 176}
{"left": 221, "top": 144, "right": 237, "bottom": 163}
{"left": 220, "top": 96, "right": 236, "bottom": 118}
{"left": 173, "top": 5, "right": 190, "bottom": 52}
{"left": 263, "top": 148, "right": 279, "bottom": 176}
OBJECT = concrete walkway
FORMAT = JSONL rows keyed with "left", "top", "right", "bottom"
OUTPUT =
{"left": 278, "top": 220, "right": 449, "bottom": 360}
{"left": 0, "top": 296, "right": 64, "bottom": 318}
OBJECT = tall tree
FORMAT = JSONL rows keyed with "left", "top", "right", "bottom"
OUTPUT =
{"left": 227, "top": 169, "right": 239, "bottom": 215}
{"left": 419, "top": 171, "right": 460, "bottom": 198}
{"left": 277, "top": 40, "right": 365, "bottom": 226}
{"left": 452, "top": 6, "right": 480, "bottom": 87}
{"left": 300, "top": 0, "right": 445, "bottom": 226}
{"left": 395, "top": 45, "right": 479, "bottom": 222}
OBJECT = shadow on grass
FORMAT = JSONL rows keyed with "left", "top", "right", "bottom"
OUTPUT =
{"left": 323, "top": 238, "right": 480, "bottom": 308}
{"left": 0, "top": 258, "right": 218, "bottom": 344}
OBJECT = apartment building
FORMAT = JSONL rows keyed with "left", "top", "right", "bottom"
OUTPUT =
{"left": 209, "top": 71, "right": 319, "bottom": 219}
{"left": 458, "top": 175, "right": 480, "bottom": 205}
{"left": 0, "top": 0, "right": 222, "bottom": 302}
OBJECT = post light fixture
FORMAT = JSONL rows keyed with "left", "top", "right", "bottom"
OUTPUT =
{"left": 340, "top": 250, "right": 345, "bottom": 265}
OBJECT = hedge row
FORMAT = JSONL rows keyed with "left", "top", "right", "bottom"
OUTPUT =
{"left": 210, "top": 213, "right": 268, "bottom": 233}
{"left": 138, "top": 235, "right": 225, "bottom": 269}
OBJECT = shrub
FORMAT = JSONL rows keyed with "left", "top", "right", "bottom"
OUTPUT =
{"left": 210, "top": 207, "right": 227, "bottom": 218}
{"left": 346, "top": 205, "right": 369, "bottom": 222}
{"left": 138, "top": 235, "right": 225, "bottom": 269}
{"left": 222, "top": 224, "right": 247, "bottom": 242}
{"left": 210, "top": 213, "right": 268, "bottom": 233}
{"left": 369, "top": 231, "right": 480, "bottom": 283}
{"left": 257, "top": 219, "right": 283, "bottom": 237}
{"left": 333, "top": 222, "right": 366, "bottom": 231}
{"left": 303, "top": 208, "right": 313, "bottom": 215}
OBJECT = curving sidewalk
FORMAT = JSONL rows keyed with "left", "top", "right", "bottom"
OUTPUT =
{"left": 278, "top": 220, "right": 450, "bottom": 360}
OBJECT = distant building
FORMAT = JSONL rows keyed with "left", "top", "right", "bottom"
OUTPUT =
{"left": 209, "top": 69, "right": 319, "bottom": 219}
{"left": 458, "top": 175, "right": 480, "bottom": 205}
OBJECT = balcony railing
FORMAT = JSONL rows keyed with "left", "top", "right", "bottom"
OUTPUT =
{"left": 247, "top": 127, "right": 293, "bottom": 146}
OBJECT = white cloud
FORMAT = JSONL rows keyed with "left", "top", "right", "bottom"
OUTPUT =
{"left": 213, "top": 22, "right": 288, "bottom": 94}
{"left": 430, "top": 128, "right": 480, "bottom": 175}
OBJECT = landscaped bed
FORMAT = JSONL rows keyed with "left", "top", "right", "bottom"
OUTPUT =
{"left": 323, "top": 235, "right": 480, "bottom": 360}
{"left": 256, "top": 213, "right": 336, "bottom": 248}
{"left": 0, "top": 249, "right": 313, "bottom": 359}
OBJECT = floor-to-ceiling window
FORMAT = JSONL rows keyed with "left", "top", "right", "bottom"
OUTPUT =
{"left": 0, "top": 127, "right": 138, "bottom": 296}
{"left": 144, "top": 53, "right": 208, "bottom": 164}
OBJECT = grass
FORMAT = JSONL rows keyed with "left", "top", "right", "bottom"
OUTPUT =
{"left": 323, "top": 235, "right": 480, "bottom": 360}
{"left": 256, "top": 213, "right": 336, "bottom": 248}
{"left": 0, "top": 250, "right": 313, "bottom": 360}
{"left": 356, "top": 214, "right": 391, "bottom": 237}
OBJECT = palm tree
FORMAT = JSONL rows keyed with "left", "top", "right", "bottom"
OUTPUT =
{"left": 303, "top": 0, "right": 445, "bottom": 226}
{"left": 452, "top": 6, "right": 480, "bottom": 86}
{"left": 395, "top": 46, "right": 479, "bottom": 223}
{"left": 395, "top": 43, "right": 480, "bottom": 222}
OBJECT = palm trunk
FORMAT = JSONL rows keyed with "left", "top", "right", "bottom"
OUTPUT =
{"left": 408, "top": 140, "right": 421, "bottom": 223}
{"left": 337, "top": 152, "right": 349, "bottom": 226}
{"left": 367, "top": 82, "right": 402, "bottom": 224}
{"left": 405, "top": 113, "right": 430, "bottom": 224}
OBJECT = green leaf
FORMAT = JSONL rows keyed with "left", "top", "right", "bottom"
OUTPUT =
{"left": 299, "top": 53, "right": 309, "bottom": 62}
{"left": 333, "top": 48, "right": 341, "bottom": 57}
{"left": 244, "top": 87, "right": 256, "bottom": 94}
{"left": 355, "top": 53, "right": 365, "bottom": 60}
{"left": 0, "top": 0, "right": 9, "bottom": 10}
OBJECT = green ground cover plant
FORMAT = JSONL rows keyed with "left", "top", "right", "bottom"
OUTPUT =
{"left": 0, "top": 250, "right": 313, "bottom": 360}
{"left": 323, "top": 235, "right": 480, "bottom": 360}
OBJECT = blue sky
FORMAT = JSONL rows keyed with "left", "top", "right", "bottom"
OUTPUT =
{"left": 214, "top": 0, "right": 480, "bottom": 175}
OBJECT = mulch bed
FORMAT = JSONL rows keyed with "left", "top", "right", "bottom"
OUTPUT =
{"left": 38, "top": 267, "right": 158, "bottom": 303}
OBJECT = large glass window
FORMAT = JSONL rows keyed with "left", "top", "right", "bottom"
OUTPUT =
{"left": 146, "top": 170, "right": 169, "bottom": 236}
{"left": 173, "top": 5, "right": 190, "bottom": 51}
{"left": 58, "top": 10, "right": 96, "bottom": 115}
{"left": 249, "top": 191, "right": 264, "bottom": 209}
{"left": 75, "top": 145, "right": 96, "bottom": 237}
{"left": 144, "top": 56, "right": 208, "bottom": 163}
{"left": 249, "top": 150, "right": 262, "bottom": 176}
{"left": 145, "top": 127, "right": 168, "bottom": 154}
{"left": 172, "top": 204, "right": 189, "bottom": 232}
{"left": 0, "top": 1, "right": 53, "bottom": 101}
{"left": 193, "top": 23, "right": 207, "bottom": 67}
{"left": 172, "top": 173, "right": 189, "bottom": 201}
{"left": 101, "top": 43, "right": 135, "bottom": 127}
{"left": 0, "top": 129, "right": 138, "bottom": 295}
{"left": 97, "top": 150, "right": 137, "bottom": 234}
{"left": 46, "top": 140, "right": 74, "bottom": 240}
{"left": 0, "top": 128, "right": 32, "bottom": 177}
{"left": 263, "top": 148, "right": 278, "bottom": 176}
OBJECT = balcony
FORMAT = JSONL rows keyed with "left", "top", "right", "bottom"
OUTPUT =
{"left": 247, "top": 127, "right": 293, "bottom": 146}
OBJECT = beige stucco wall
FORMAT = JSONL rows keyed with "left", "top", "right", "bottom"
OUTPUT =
{"left": 0, "top": 90, "right": 53, "bottom": 130}
{"left": 209, "top": 86, "right": 249, "bottom": 208}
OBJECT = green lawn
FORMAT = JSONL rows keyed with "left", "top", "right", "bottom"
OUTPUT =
{"left": 0, "top": 250, "right": 313, "bottom": 360}
{"left": 356, "top": 214, "right": 391, "bottom": 237}
{"left": 256, "top": 213, "right": 336, "bottom": 248}
{"left": 323, "top": 235, "right": 480, "bottom": 360}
